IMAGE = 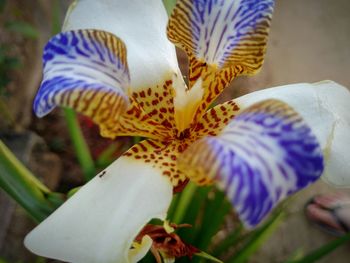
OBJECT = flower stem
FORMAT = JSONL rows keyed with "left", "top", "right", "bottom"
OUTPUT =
{"left": 172, "top": 182, "right": 197, "bottom": 224}
{"left": 0, "top": 140, "right": 63, "bottom": 222}
{"left": 63, "top": 108, "right": 96, "bottom": 181}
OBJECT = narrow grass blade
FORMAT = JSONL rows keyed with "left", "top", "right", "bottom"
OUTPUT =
{"left": 167, "top": 192, "right": 180, "bottom": 221}
{"left": 211, "top": 224, "right": 244, "bottom": 257}
{"left": 95, "top": 142, "right": 119, "bottom": 168}
{"left": 0, "top": 140, "right": 62, "bottom": 222}
{"left": 227, "top": 210, "right": 284, "bottom": 263}
{"left": 177, "top": 186, "right": 212, "bottom": 244}
{"left": 285, "top": 232, "right": 350, "bottom": 263}
{"left": 194, "top": 189, "right": 231, "bottom": 250}
{"left": 172, "top": 182, "right": 198, "bottom": 224}
{"left": 195, "top": 251, "right": 223, "bottom": 263}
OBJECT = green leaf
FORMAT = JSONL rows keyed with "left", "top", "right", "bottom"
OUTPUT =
{"left": 4, "top": 56, "right": 21, "bottom": 69}
{"left": 0, "top": 0, "right": 6, "bottom": 13}
{"left": 67, "top": 186, "right": 81, "bottom": 198}
{"left": 5, "top": 21, "right": 39, "bottom": 39}
{"left": 211, "top": 224, "right": 244, "bottom": 257}
{"left": 194, "top": 189, "right": 231, "bottom": 251}
{"left": 195, "top": 251, "right": 223, "bottom": 263}
{"left": 167, "top": 192, "right": 180, "bottom": 221}
{"left": 95, "top": 142, "right": 119, "bottom": 168}
{"left": 177, "top": 186, "right": 211, "bottom": 243}
{"left": 227, "top": 210, "right": 284, "bottom": 263}
{"left": 0, "top": 140, "right": 63, "bottom": 222}
{"left": 285, "top": 232, "right": 350, "bottom": 263}
{"left": 172, "top": 182, "right": 198, "bottom": 224}
{"left": 51, "top": 0, "right": 61, "bottom": 35}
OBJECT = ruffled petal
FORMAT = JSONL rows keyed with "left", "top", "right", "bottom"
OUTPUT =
{"left": 64, "top": 0, "right": 180, "bottom": 91}
{"left": 25, "top": 156, "right": 173, "bottom": 263}
{"left": 234, "top": 81, "right": 350, "bottom": 187}
{"left": 33, "top": 30, "right": 129, "bottom": 128}
{"left": 178, "top": 99, "right": 323, "bottom": 228}
{"left": 168, "top": 0, "right": 274, "bottom": 122}
{"left": 168, "top": 0, "right": 274, "bottom": 70}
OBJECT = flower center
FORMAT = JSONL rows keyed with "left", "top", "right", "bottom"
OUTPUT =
{"left": 176, "top": 128, "right": 191, "bottom": 140}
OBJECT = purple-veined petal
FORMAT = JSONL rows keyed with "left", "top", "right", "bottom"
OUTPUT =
{"left": 168, "top": 0, "right": 274, "bottom": 70}
{"left": 178, "top": 99, "right": 323, "bottom": 228}
{"left": 64, "top": 0, "right": 181, "bottom": 91}
{"left": 25, "top": 156, "right": 173, "bottom": 263}
{"left": 63, "top": 0, "right": 190, "bottom": 137}
{"left": 234, "top": 81, "right": 350, "bottom": 187}
{"left": 33, "top": 30, "right": 129, "bottom": 128}
{"left": 167, "top": 0, "right": 275, "bottom": 124}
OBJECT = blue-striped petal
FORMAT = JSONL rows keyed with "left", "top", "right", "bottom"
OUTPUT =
{"left": 167, "top": 0, "right": 275, "bottom": 126}
{"left": 167, "top": 0, "right": 274, "bottom": 72}
{"left": 34, "top": 30, "right": 129, "bottom": 127}
{"left": 178, "top": 99, "right": 323, "bottom": 228}
{"left": 63, "top": 0, "right": 180, "bottom": 91}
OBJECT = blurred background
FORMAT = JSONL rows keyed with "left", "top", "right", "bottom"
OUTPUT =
{"left": 0, "top": 0, "right": 349, "bottom": 262}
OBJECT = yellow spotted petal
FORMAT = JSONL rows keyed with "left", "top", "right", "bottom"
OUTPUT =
{"left": 124, "top": 139, "right": 189, "bottom": 189}
{"left": 64, "top": 0, "right": 188, "bottom": 137}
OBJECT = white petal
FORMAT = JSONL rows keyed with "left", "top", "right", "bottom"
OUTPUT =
{"left": 128, "top": 235, "right": 153, "bottom": 263}
{"left": 234, "top": 80, "right": 350, "bottom": 187}
{"left": 63, "top": 0, "right": 179, "bottom": 90}
{"left": 24, "top": 156, "right": 173, "bottom": 263}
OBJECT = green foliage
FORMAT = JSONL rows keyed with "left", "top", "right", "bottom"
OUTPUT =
{"left": 226, "top": 211, "right": 284, "bottom": 263}
{"left": 63, "top": 108, "right": 96, "bottom": 181}
{"left": 162, "top": 0, "right": 177, "bottom": 16}
{"left": 0, "top": 0, "right": 39, "bottom": 126}
{"left": 0, "top": 140, "right": 63, "bottom": 222}
{"left": 285, "top": 232, "right": 350, "bottom": 263}
{"left": 0, "top": 1, "right": 349, "bottom": 262}
{"left": 4, "top": 21, "right": 39, "bottom": 39}
{"left": 0, "top": 0, "right": 6, "bottom": 13}
{"left": 0, "top": 45, "right": 20, "bottom": 94}
{"left": 163, "top": 186, "right": 283, "bottom": 263}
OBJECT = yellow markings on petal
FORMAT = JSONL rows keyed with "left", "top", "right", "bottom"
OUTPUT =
{"left": 177, "top": 139, "right": 216, "bottom": 186}
{"left": 123, "top": 139, "right": 189, "bottom": 188}
{"left": 100, "top": 100, "right": 171, "bottom": 140}
{"left": 192, "top": 100, "right": 240, "bottom": 138}
{"left": 130, "top": 76, "right": 177, "bottom": 130}
{"left": 74, "top": 86, "right": 126, "bottom": 122}
{"left": 177, "top": 100, "right": 241, "bottom": 185}
{"left": 173, "top": 77, "right": 204, "bottom": 134}
{"left": 97, "top": 76, "right": 180, "bottom": 140}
